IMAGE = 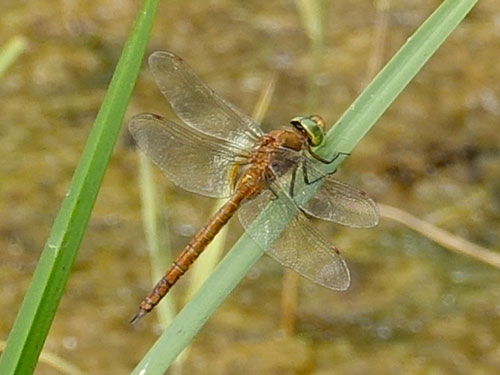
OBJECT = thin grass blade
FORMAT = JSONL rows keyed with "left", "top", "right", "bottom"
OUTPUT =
{"left": 138, "top": 152, "right": 176, "bottom": 327}
{"left": 0, "top": 1, "right": 159, "bottom": 374}
{"left": 0, "top": 36, "right": 27, "bottom": 78}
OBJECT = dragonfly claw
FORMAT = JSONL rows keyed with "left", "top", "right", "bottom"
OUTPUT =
{"left": 129, "top": 308, "right": 148, "bottom": 324}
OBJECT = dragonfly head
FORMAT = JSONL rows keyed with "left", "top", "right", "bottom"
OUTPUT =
{"left": 290, "top": 115, "right": 326, "bottom": 147}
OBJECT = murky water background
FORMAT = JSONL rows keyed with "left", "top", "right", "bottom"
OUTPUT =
{"left": 1, "top": 1, "right": 500, "bottom": 374}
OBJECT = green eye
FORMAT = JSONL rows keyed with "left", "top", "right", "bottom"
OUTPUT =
{"left": 290, "top": 115, "right": 325, "bottom": 146}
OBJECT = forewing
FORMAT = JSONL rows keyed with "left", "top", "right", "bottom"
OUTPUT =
{"left": 129, "top": 113, "right": 249, "bottom": 198}
{"left": 274, "top": 148, "right": 379, "bottom": 228}
{"left": 148, "top": 51, "right": 263, "bottom": 149}
{"left": 238, "top": 188, "right": 350, "bottom": 291}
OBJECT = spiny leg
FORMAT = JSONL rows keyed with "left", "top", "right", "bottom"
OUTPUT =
{"left": 302, "top": 150, "right": 351, "bottom": 186}
{"left": 308, "top": 149, "right": 350, "bottom": 165}
{"left": 288, "top": 163, "right": 299, "bottom": 199}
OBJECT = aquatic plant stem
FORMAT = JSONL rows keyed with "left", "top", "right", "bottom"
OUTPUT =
{"left": 0, "top": 1, "right": 159, "bottom": 374}
{"left": 380, "top": 204, "right": 500, "bottom": 269}
{"left": 0, "top": 36, "right": 27, "bottom": 78}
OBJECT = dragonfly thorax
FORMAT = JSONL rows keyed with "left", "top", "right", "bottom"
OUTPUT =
{"left": 235, "top": 130, "right": 305, "bottom": 191}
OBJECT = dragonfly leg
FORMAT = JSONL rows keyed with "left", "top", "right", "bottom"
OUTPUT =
{"left": 268, "top": 183, "right": 280, "bottom": 201}
{"left": 301, "top": 160, "right": 326, "bottom": 185}
{"left": 263, "top": 169, "right": 281, "bottom": 201}
{"left": 288, "top": 161, "right": 326, "bottom": 198}
{"left": 288, "top": 164, "right": 299, "bottom": 198}
{"left": 302, "top": 150, "right": 351, "bottom": 186}
{"left": 308, "top": 149, "right": 350, "bottom": 165}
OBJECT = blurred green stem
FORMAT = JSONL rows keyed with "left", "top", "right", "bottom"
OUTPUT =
{"left": 138, "top": 153, "right": 176, "bottom": 327}
{"left": 0, "top": 1, "right": 159, "bottom": 374}
{"left": 0, "top": 36, "right": 27, "bottom": 78}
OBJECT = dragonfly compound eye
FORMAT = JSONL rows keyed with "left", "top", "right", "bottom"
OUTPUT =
{"left": 290, "top": 115, "right": 325, "bottom": 147}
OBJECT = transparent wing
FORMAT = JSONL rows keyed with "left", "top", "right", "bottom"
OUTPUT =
{"left": 129, "top": 113, "right": 251, "bottom": 198}
{"left": 148, "top": 51, "right": 263, "bottom": 150}
{"left": 273, "top": 148, "right": 379, "bottom": 228}
{"left": 238, "top": 187, "right": 350, "bottom": 291}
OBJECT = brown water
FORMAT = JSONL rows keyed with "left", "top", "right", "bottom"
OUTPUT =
{"left": 1, "top": 1, "right": 500, "bottom": 374}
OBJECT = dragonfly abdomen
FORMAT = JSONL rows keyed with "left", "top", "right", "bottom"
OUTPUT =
{"left": 130, "top": 179, "right": 258, "bottom": 323}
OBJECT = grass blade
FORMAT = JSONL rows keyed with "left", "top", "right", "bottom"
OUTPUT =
{"left": 295, "top": 0, "right": 325, "bottom": 110}
{"left": 132, "top": 0, "right": 477, "bottom": 373}
{"left": 138, "top": 153, "right": 176, "bottom": 327}
{"left": 0, "top": 1, "right": 159, "bottom": 374}
{"left": 0, "top": 36, "right": 27, "bottom": 78}
{"left": 321, "top": 0, "right": 478, "bottom": 157}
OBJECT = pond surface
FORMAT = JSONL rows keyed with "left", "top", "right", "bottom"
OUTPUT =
{"left": 1, "top": 0, "right": 500, "bottom": 374}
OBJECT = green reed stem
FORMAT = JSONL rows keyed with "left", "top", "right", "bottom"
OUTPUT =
{"left": 0, "top": 1, "right": 159, "bottom": 374}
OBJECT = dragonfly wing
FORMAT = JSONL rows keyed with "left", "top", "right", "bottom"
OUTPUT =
{"left": 129, "top": 113, "right": 250, "bottom": 198}
{"left": 149, "top": 51, "right": 263, "bottom": 150}
{"left": 238, "top": 188, "right": 350, "bottom": 291}
{"left": 274, "top": 148, "right": 379, "bottom": 228}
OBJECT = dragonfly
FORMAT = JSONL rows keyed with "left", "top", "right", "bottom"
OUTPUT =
{"left": 128, "top": 51, "right": 379, "bottom": 323}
